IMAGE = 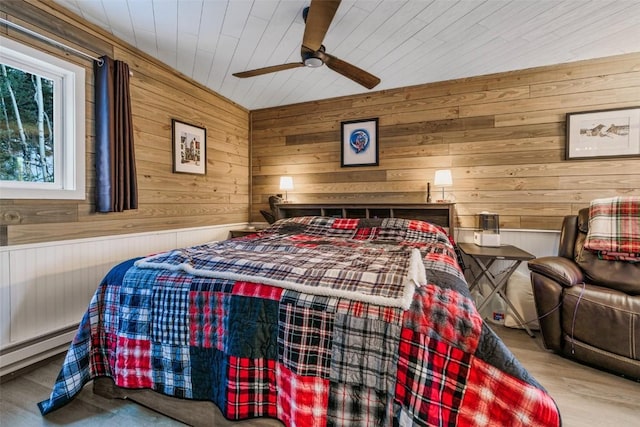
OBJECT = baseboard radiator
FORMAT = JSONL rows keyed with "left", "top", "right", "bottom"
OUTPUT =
{"left": 0, "top": 224, "right": 241, "bottom": 376}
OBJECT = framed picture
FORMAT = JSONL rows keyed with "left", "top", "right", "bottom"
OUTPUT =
{"left": 341, "top": 118, "right": 379, "bottom": 167}
{"left": 172, "top": 119, "right": 206, "bottom": 175}
{"left": 566, "top": 107, "right": 640, "bottom": 160}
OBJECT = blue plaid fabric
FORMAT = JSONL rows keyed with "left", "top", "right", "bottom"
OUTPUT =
{"left": 190, "top": 289, "right": 230, "bottom": 350}
{"left": 226, "top": 295, "right": 279, "bottom": 359}
{"left": 152, "top": 342, "right": 192, "bottom": 398}
{"left": 90, "top": 282, "right": 120, "bottom": 336}
{"left": 119, "top": 268, "right": 155, "bottom": 339}
{"left": 37, "top": 312, "right": 92, "bottom": 414}
{"left": 151, "top": 275, "right": 190, "bottom": 345}
{"left": 190, "top": 346, "right": 228, "bottom": 404}
{"left": 190, "top": 276, "right": 235, "bottom": 293}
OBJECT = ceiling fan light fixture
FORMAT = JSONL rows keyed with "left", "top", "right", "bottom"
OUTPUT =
{"left": 303, "top": 56, "right": 323, "bottom": 68}
{"left": 233, "top": 1, "right": 380, "bottom": 89}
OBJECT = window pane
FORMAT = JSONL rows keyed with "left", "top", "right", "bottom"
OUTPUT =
{"left": 0, "top": 63, "right": 55, "bottom": 183}
{"left": 1, "top": 35, "right": 85, "bottom": 200}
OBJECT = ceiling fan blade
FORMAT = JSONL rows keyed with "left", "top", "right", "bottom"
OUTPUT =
{"left": 302, "top": 0, "right": 341, "bottom": 52}
{"left": 318, "top": 51, "right": 380, "bottom": 89}
{"left": 233, "top": 62, "right": 304, "bottom": 78}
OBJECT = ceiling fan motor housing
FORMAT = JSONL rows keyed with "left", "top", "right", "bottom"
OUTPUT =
{"left": 302, "top": 49, "right": 324, "bottom": 67}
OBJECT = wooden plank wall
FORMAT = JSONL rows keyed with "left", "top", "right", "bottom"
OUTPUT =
{"left": 251, "top": 53, "right": 640, "bottom": 231}
{"left": 0, "top": 0, "right": 249, "bottom": 246}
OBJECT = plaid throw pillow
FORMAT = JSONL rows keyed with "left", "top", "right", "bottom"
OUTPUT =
{"left": 584, "top": 196, "right": 640, "bottom": 262}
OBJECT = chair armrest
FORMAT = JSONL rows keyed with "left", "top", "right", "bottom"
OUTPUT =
{"left": 527, "top": 256, "right": 584, "bottom": 287}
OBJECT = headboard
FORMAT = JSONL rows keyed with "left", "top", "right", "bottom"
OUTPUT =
{"left": 274, "top": 203, "right": 456, "bottom": 237}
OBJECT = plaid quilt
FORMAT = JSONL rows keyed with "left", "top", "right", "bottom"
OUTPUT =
{"left": 584, "top": 196, "right": 640, "bottom": 262}
{"left": 135, "top": 230, "right": 426, "bottom": 310}
{"left": 38, "top": 217, "right": 560, "bottom": 426}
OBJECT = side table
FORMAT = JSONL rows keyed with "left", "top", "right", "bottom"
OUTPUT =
{"left": 457, "top": 242, "right": 536, "bottom": 337}
{"left": 228, "top": 228, "right": 263, "bottom": 238}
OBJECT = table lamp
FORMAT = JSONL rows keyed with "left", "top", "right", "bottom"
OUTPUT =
{"left": 279, "top": 176, "right": 293, "bottom": 203}
{"left": 434, "top": 169, "right": 452, "bottom": 202}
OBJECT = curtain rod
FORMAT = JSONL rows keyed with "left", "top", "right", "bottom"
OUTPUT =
{"left": 0, "top": 17, "right": 104, "bottom": 66}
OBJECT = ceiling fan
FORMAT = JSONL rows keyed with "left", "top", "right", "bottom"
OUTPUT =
{"left": 233, "top": 0, "right": 380, "bottom": 89}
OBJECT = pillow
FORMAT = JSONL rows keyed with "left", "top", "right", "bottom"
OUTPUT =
{"left": 584, "top": 196, "right": 640, "bottom": 262}
{"left": 262, "top": 216, "right": 450, "bottom": 245}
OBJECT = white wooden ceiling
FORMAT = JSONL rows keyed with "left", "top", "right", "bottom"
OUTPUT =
{"left": 52, "top": 0, "right": 640, "bottom": 110}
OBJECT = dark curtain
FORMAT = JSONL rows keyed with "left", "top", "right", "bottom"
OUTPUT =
{"left": 94, "top": 56, "right": 138, "bottom": 212}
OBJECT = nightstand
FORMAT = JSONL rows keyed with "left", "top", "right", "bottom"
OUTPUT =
{"left": 458, "top": 242, "right": 535, "bottom": 337}
{"left": 228, "top": 228, "right": 263, "bottom": 238}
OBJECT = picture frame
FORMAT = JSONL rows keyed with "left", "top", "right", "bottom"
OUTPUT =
{"left": 566, "top": 107, "right": 640, "bottom": 160}
{"left": 341, "top": 118, "right": 379, "bottom": 167}
{"left": 172, "top": 119, "right": 206, "bottom": 175}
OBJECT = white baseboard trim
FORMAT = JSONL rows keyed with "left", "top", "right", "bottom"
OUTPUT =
{"left": 0, "top": 329, "right": 76, "bottom": 377}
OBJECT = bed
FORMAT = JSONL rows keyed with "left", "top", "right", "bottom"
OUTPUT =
{"left": 38, "top": 215, "right": 561, "bottom": 426}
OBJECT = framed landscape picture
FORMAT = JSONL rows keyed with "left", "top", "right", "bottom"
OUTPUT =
{"left": 341, "top": 118, "right": 379, "bottom": 167}
{"left": 172, "top": 119, "right": 206, "bottom": 175}
{"left": 566, "top": 107, "right": 640, "bottom": 160}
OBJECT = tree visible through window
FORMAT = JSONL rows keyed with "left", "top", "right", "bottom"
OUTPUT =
{"left": 1, "top": 63, "right": 55, "bottom": 183}
{"left": 0, "top": 35, "right": 85, "bottom": 200}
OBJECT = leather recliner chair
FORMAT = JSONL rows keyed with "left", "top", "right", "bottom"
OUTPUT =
{"left": 528, "top": 208, "right": 640, "bottom": 380}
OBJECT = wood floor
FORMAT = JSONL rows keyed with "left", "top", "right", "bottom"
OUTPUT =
{"left": 1, "top": 326, "right": 638, "bottom": 426}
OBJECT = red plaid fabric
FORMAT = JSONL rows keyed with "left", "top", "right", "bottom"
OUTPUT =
{"left": 336, "top": 299, "right": 403, "bottom": 324}
{"left": 226, "top": 356, "right": 277, "bottom": 419}
{"left": 91, "top": 282, "right": 120, "bottom": 336}
{"left": 395, "top": 328, "right": 470, "bottom": 426}
{"left": 89, "top": 331, "right": 117, "bottom": 377}
{"left": 423, "top": 248, "right": 459, "bottom": 268}
{"left": 276, "top": 363, "right": 329, "bottom": 426}
{"left": 114, "top": 336, "right": 153, "bottom": 388}
{"left": 332, "top": 218, "right": 360, "bottom": 229}
{"left": 458, "top": 356, "right": 560, "bottom": 427}
{"left": 419, "top": 242, "right": 466, "bottom": 283}
{"left": 89, "top": 284, "right": 119, "bottom": 377}
{"left": 403, "top": 285, "right": 482, "bottom": 354}
{"left": 353, "top": 227, "right": 380, "bottom": 240}
{"left": 408, "top": 219, "right": 444, "bottom": 234}
{"left": 585, "top": 196, "right": 640, "bottom": 261}
{"left": 232, "top": 281, "right": 283, "bottom": 300}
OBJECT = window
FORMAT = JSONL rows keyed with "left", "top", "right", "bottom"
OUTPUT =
{"left": 0, "top": 36, "right": 85, "bottom": 200}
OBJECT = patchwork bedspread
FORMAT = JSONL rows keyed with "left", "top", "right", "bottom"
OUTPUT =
{"left": 39, "top": 217, "right": 560, "bottom": 426}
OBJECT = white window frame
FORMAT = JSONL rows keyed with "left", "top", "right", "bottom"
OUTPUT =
{"left": 0, "top": 36, "right": 85, "bottom": 200}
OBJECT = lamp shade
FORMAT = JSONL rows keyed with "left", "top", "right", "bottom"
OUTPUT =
{"left": 434, "top": 169, "right": 453, "bottom": 187}
{"left": 279, "top": 176, "right": 294, "bottom": 191}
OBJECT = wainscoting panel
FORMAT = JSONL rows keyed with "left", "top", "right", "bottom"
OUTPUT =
{"left": 0, "top": 224, "right": 241, "bottom": 376}
{"left": 0, "top": 251, "right": 10, "bottom": 355}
